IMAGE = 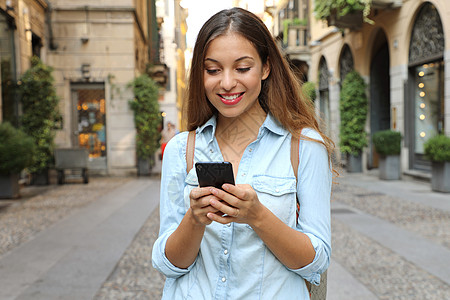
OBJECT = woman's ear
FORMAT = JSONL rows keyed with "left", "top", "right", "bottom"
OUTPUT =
{"left": 262, "top": 58, "right": 270, "bottom": 80}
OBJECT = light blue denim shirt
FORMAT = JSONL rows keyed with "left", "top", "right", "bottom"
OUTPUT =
{"left": 152, "top": 114, "right": 332, "bottom": 300}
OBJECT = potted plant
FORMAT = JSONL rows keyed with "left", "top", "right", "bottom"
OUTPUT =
{"left": 424, "top": 134, "right": 450, "bottom": 193}
{"left": 19, "top": 56, "right": 61, "bottom": 185}
{"left": 372, "top": 130, "right": 402, "bottom": 180}
{"left": 128, "top": 74, "right": 162, "bottom": 176}
{"left": 314, "top": 0, "right": 372, "bottom": 30}
{"left": 339, "top": 70, "right": 368, "bottom": 172}
{"left": 0, "top": 122, "right": 36, "bottom": 198}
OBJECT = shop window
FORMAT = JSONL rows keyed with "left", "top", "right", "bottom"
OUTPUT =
{"left": 408, "top": 3, "right": 445, "bottom": 170}
{"left": 32, "top": 33, "right": 42, "bottom": 58}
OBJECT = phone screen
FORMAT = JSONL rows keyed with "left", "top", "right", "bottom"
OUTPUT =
{"left": 195, "top": 162, "right": 235, "bottom": 189}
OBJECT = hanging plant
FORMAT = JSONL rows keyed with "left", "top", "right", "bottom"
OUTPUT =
{"left": 19, "top": 56, "right": 61, "bottom": 174}
{"left": 314, "top": 0, "right": 373, "bottom": 26}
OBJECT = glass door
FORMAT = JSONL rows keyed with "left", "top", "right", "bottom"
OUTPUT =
{"left": 412, "top": 61, "right": 444, "bottom": 169}
{"left": 71, "top": 84, "right": 107, "bottom": 170}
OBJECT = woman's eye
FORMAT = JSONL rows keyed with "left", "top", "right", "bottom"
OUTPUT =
{"left": 237, "top": 67, "right": 251, "bottom": 73}
{"left": 206, "top": 69, "right": 219, "bottom": 75}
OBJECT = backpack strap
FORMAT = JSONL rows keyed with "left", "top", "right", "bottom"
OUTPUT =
{"left": 291, "top": 135, "right": 299, "bottom": 179}
{"left": 291, "top": 135, "right": 300, "bottom": 221}
{"left": 186, "top": 130, "right": 196, "bottom": 173}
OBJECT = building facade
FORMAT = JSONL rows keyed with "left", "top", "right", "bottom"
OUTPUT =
{"left": 47, "top": 0, "right": 151, "bottom": 175}
{"left": 1, "top": 0, "right": 169, "bottom": 176}
{"left": 1, "top": 0, "right": 48, "bottom": 125}
{"left": 275, "top": 0, "right": 449, "bottom": 178}
{"left": 156, "top": 0, "right": 186, "bottom": 131}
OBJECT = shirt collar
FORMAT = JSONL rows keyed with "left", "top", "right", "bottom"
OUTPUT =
{"left": 196, "top": 113, "right": 287, "bottom": 144}
{"left": 197, "top": 114, "right": 217, "bottom": 145}
{"left": 260, "top": 113, "right": 287, "bottom": 136}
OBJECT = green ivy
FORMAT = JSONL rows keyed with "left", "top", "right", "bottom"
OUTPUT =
{"left": 302, "top": 81, "right": 317, "bottom": 103}
{"left": 0, "top": 122, "right": 36, "bottom": 175}
{"left": 424, "top": 134, "right": 450, "bottom": 162}
{"left": 128, "top": 74, "right": 162, "bottom": 162}
{"left": 19, "top": 56, "right": 61, "bottom": 173}
{"left": 372, "top": 130, "right": 402, "bottom": 156}
{"left": 339, "top": 70, "right": 368, "bottom": 155}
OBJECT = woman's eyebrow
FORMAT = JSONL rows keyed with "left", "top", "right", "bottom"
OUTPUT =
{"left": 204, "top": 56, "right": 255, "bottom": 63}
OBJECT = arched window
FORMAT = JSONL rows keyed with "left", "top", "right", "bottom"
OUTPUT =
{"left": 339, "top": 45, "right": 354, "bottom": 84}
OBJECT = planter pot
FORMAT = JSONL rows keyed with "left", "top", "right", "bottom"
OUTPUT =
{"left": 138, "top": 158, "right": 153, "bottom": 176}
{"left": 327, "top": 10, "right": 363, "bottom": 30}
{"left": 431, "top": 161, "right": 450, "bottom": 193}
{"left": 32, "top": 169, "right": 49, "bottom": 185}
{"left": 379, "top": 155, "right": 401, "bottom": 180}
{"left": 0, "top": 173, "right": 20, "bottom": 199}
{"left": 347, "top": 153, "right": 362, "bottom": 173}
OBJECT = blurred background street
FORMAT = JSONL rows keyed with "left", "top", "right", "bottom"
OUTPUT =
{"left": 1, "top": 0, "right": 450, "bottom": 299}
{"left": 0, "top": 169, "right": 449, "bottom": 300}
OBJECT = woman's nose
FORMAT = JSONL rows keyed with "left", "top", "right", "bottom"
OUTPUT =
{"left": 220, "top": 71, "right": 237, "bottom": 91}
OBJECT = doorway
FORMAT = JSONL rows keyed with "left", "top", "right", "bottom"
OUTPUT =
{"left": 71, "top": 84, "right": 107, "bottom": 171}
{"left": 369, "top": 36, "right": 391, "bottom": 168}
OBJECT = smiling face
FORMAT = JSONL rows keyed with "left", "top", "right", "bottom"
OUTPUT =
{"left": 203, "top": 33, "right": 270, "bottom": 120}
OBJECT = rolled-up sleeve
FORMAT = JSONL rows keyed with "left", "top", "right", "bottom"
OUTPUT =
{"left": 152, "top": 132, "right": 194, "bottom": 278}
{"left": 289, "top": 129, "right": 332, "bottom": 285}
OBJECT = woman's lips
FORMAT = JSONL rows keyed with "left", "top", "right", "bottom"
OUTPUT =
{"left": 219, "top": 92, "right": 244, "bottom": 105}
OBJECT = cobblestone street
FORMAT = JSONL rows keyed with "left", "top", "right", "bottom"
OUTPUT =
{"left": 0, "top": 172, "right": 449, "bottom": 299}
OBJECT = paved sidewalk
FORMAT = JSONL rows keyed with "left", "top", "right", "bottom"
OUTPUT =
{"left": 0, "top": 177, "right": 160, "bottom": 300}
{"left": 329, "top": 172, "right": 450, "bottom": 300}
{"left": 0, "top": 170, "right": 449, "bottom": 299}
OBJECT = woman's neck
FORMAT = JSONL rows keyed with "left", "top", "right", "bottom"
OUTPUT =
{"left": 215, "top": 105, "right": 267, "bottom": 171}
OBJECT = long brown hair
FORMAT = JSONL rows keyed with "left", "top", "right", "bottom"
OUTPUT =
{"left": 184, "top": 7, "right": 335, "bottom": 165}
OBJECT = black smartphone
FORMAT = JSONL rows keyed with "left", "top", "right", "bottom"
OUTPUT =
{"left": 195, "top": 162, "right": 235, "bottom": 189}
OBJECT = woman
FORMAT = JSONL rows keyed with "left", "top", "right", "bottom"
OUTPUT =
{"left": 152, "top": 7, "right": 335, "bottom": 299}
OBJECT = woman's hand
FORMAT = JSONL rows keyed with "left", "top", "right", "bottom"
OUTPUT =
{"left": 206, "top": 184, "right": 265, "bottom": 226}
{"left": 189, "top": 187, "right": 222, "bottom": 226}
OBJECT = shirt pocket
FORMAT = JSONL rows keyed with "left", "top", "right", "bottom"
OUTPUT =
{"left": 183, "top": 169, "right": 199, "bottom": 211}
{"left": 252, "top": 174, "right": 297, "bottom": 226}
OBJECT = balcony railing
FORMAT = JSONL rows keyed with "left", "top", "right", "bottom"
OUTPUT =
{"left": 372, "top": 0, "right": 403, "bottom": 9}
{"left": 283, "top": 24, "right": 309, "bottom": 53}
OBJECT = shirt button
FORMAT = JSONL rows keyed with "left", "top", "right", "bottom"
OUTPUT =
{"left": 210, "top": 149, "right": 214, "bottom": 153}
{"left": 226, "top": 223, "right": 231, "bottom": 227}
{"left": 242, "top": 173, "right": 246, "bottom": 177}
{"left": 275, "top": 188, "right": 280, "bottom": 193}
{"left": 222, "top": 277, "right": 226, "bottom": 282}
{"left": 224, "top": 249, "right": 228, "bottom": 255}
{"left": 249, "top": 148, "right": 253, "bottom": 152}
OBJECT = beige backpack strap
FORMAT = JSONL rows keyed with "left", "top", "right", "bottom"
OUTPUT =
{"left": 291, "top": 135, "right": 299, "bottom": 179}
{"left": 186, "top": 130, "right": 196, "bottom": 173}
